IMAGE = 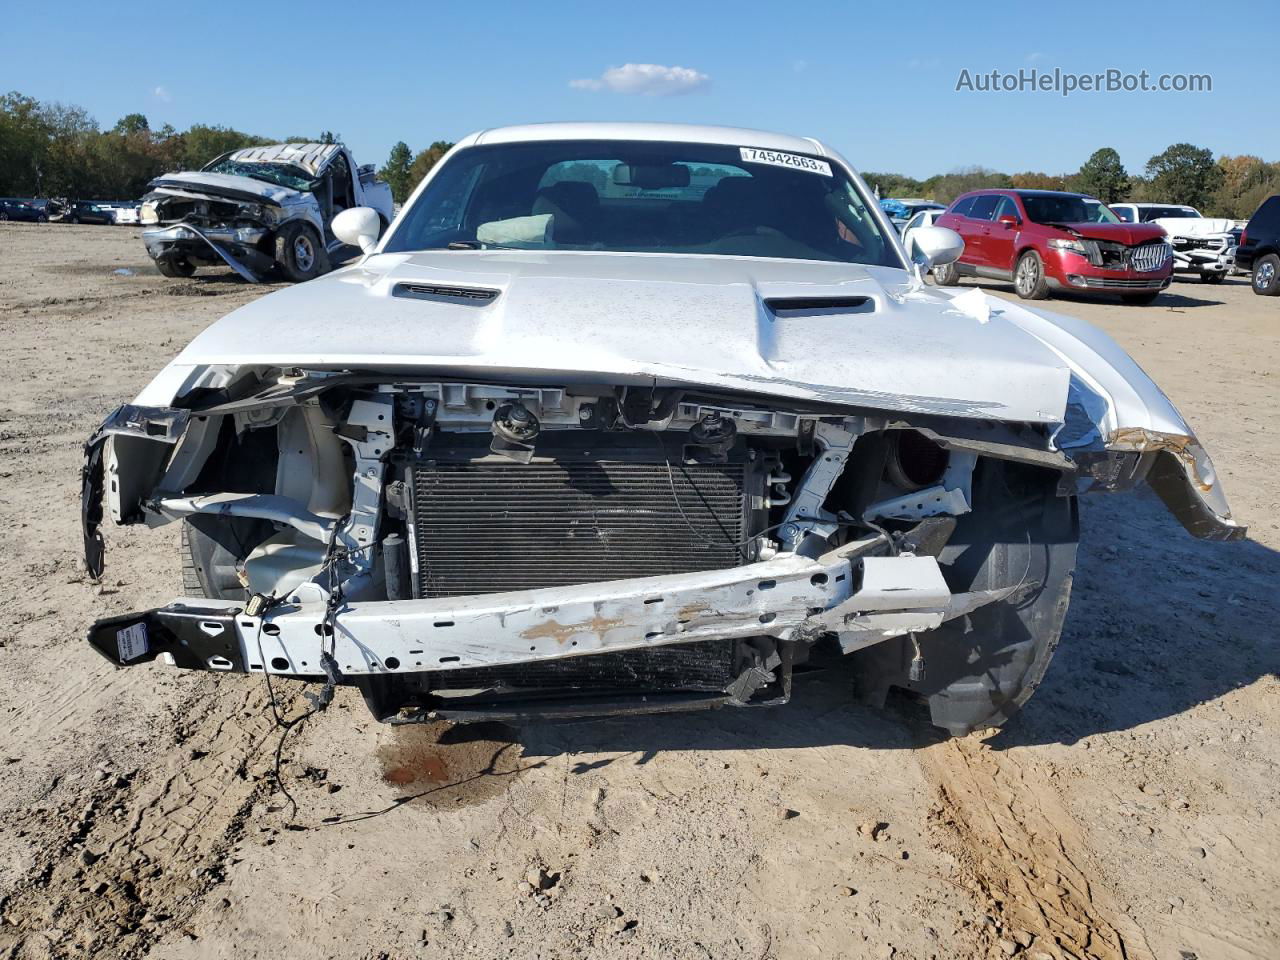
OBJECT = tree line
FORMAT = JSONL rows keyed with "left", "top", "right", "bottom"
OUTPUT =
{"left": 0, "top": 90, "right": 452, "bottom": 204}
{"left": 866, "top": 143, "right": 1280, "bottom": 220}
{"left": 5, "top": 89, "right": 1277, "bottom": 218}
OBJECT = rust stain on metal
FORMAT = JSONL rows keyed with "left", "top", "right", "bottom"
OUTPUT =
{"left": 521, "top": 614, "right": 626, "bottom": 644}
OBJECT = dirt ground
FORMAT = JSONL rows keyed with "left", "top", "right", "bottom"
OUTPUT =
{"left": 0, "top": 222, "right": 1276, "bottom": 960}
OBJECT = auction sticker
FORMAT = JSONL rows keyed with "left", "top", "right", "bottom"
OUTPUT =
{"left": 739, "top": 147, "right": 832, "bottom": 176}
{"left": 116, "top": 622, "right": 148, "bottom": 662}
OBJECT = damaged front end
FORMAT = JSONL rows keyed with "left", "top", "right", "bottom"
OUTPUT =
{"left": 139, "top": 184, "right": 288, "bottom": 282}
{"left": 80, "top": 359, "right": 1242, "bottom": 734}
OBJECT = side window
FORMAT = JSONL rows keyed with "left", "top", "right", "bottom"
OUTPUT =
{"left": 905, "top": 212, "right": 925, "bottom": 231}
{"left": 968, "top": 194, "right": 999, "bottom": 221}
{"left": 994, "top": 197, "right": 1019, "bottom": 221}
{"left": 951, "top": 196, "right": 976, "bottom": 218}
{"left": 1251, "top": 196, "right": 1280, "bottom": 233}
{"left": 1114, "top": 207, "right": 1134, "bottom": 223}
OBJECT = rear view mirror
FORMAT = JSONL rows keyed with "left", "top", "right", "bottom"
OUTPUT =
{"left": 998, "top": 214, "right": 1019, "bottom": 228}
{"left": 612, "top": 163, "right": 691, "bottom": 189}
{"left": 908, "top": 226, "right": 964, "bottom": 268}
{"left": 332, "top": 206, "right": 382, "bottom": 254}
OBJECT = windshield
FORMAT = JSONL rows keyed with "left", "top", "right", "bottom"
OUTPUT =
{"left": 202, "top": 159, "right": 314, "bottom": 192}
{"left": 1140, "top": 206, "right": 1198, "bottom": 221}
{"left": 1021, "top": 193, "right": 1119, "bottom": 226}
{"left": 386, "top": 140, "right": 899, "bottom": 267}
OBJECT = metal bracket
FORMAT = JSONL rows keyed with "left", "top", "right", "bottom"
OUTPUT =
{"left": 335, "top": 396, "right": 394, "bottom": 572}
{"left": 863, "top": 451, "right": 977, "bottom": 522}
{"left": 779, "top": 421, "right": 859, "bottom": 551}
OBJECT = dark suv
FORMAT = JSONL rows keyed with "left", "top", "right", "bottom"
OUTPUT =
{"left": 933, "top": 189, "right": 1172, "bottom": 304}
{"left": 1235, "top": 195, "right": 1280, "bottom": 296}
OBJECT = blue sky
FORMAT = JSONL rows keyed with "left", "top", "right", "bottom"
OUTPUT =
{"left": 2, "top": 0, "right": 1268, "bottom": 179}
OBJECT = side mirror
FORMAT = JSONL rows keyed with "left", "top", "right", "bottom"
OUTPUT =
{"left": 332, "top": 206, "right": 382, "bottom": 254}
{"left": 908, "top": 225, "right": 964, "bottom": 268}
{"left": 998, "top": 214, "right": 1019, "bottom": 228}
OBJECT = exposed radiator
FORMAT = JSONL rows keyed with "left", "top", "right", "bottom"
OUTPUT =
{"left": 408, "top": 457, "right": 752, "bottom": 598}
{"left": 422, "top": 640, "right": 739, "bottom": 692}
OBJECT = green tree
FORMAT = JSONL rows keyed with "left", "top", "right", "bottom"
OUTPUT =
{"left": 1011, "top": 171, "right": 1067, "bottom": 191}
{"left": 1145, "top": 143, "right": 1223, "bottom": 208}
{"left": 1074, "top": 148, "right": 1130, "bottom": 202}
{"left": 406, "top": 140, "right": 455, "bottom": 195}
{"left": 921, "top": 167, "right": 1012, "bottom": 204}
{"left": 1210, "top": 155, "right": 1280, "bottom": 219}
{"left": 180, "top": 124, "right": 273, "bottom": 170}
{"left": 379, "top": 141, "right": 415, "bottom": 204}
{"left": 862, "top": 172, "right": 924, "bottom": 198}
{"left": 112, "top": 113, "right": 149, "bottom": 135}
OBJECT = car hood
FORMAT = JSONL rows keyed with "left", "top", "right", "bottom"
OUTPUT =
{"left": 168, "top": 251, "right": 1075, "bottom": 424}
{"left": 1151, "top": 217, "right": 1235, "bottom": 238}
{"left": 147, "top": 170, "right": 302, "bottom": 206}
{"left": 1057, "top": 222, "right": 1167, "bottom": 244}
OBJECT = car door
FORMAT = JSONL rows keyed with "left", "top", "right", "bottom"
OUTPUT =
{"left": 983, "top": 196, "right": 1021, "bottom": 277}
{"left": 963, "top": 193, "right": 999, "bottom": 268}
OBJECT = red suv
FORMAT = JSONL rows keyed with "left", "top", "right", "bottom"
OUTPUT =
{"left": 933, "top": 190, "right": 1173, "bottom": 304}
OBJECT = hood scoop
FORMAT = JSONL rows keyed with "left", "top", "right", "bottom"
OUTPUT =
{"left": 765, "top": 296, "right": 873, "bottom": 318}
{"left": 392, "top": 282, "right": 500, "bottom": 305}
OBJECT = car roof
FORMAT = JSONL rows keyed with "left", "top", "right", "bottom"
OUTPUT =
{"left": 463, "top": 122, "right": 828, "bottom": 156}
{"left": 226, "top": 142, "right": 341, "bottom": 176}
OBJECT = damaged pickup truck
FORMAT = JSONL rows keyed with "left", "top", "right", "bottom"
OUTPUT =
{"left": 138, "top": 142, "right": 394, "bottom": 283}
{"left": 83, "top": 124, "right": 1245, "bottom": 736}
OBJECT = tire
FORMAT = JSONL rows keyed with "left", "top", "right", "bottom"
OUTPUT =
{"left": 931, "top": 260, "right": 960, "bottom": 286}
{"left": 852, "top": 459, "right": 1079, "bottom": 736}
{"left": 1121, "top": 292, "right": 1161, "bottom": 305}
{"left": 274, "top": 221, "right": 328, "bottom": 282}
{"left": 180, "top": 517, "right": 267, "bottom": 600}
{"left": 0, "top": 211, "right": 8, "bottom": 222}
{"left": 1013, "top": 250, "right": 1049, "bottom": 299}
{"left": 1251, "top": 253, "right": 1280, "bottom": 296}
{"left": 156, "top": 257, "right": 196, "bottom": 278}
{"left": 1200, "top": 270, "right": 1225, "bottom": 284}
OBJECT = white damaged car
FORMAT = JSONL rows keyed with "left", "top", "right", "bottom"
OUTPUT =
{"left": 139, "top": 142, "right": 394, "bottom": 283}
{"left": 82, "top": 123, "right": 1244, "bottom": 736}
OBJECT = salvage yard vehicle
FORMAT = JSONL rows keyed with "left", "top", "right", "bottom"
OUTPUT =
{"left": 138, "top": 142, "right": 394, "bottom": 282}
{"left": 0, "top": 199, "right": 47, "bottom": 222}
{"left": 934, "top": 189, "right": 1173, "bottom": 303}
{"left": 81, "top": 123, "right": 1244, "bottom": 737}
{"left": 1234, "top": 194, "right": 1280, "bottom": 296}
{"left": 1110, "top": 202, "right": 1237, "bottom": 283}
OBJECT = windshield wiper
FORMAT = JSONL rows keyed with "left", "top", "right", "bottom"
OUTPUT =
{"left": 446, "top": 240, "right": 524, "bottom": 251}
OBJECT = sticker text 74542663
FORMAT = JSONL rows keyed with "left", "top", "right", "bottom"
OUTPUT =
{"left": 739, "top": 147, "right": 832, "bottom": 177}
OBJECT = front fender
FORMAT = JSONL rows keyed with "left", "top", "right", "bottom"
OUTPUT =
{"left": 999, "top": 299, "right": 1245, "bottom": 542}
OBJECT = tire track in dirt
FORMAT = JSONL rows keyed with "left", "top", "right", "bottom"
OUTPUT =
{"left": 0, "top": 678, "right": 296, "bottom": 960}
{"left": 922, "top": 738, "right": 1154, "bottom": 960}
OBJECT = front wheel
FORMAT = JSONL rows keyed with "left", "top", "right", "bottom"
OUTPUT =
{"left": 156, "top": 257, "right": 195, "bottom": 278}
{"left": 274, "top": 222, "right": 328, "bottom": 283}
{"left": 852, "top": 459, "right": 1078, "bottom": 736}
{"left": 1013, "top": 250, "right": 1049, "bottom": 299}
{"left": 1251, "top": 254, "right": 1280, "bottom": 296}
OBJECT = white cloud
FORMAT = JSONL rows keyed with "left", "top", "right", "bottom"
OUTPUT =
{"left": 153, "top": 85, "right": 172, "bottom": 102}
{"left": 569, "top": 63, "right": 710, "bottom": 96}
{"left": 1025, "top": 51, "right": 1044, "bottom": 63}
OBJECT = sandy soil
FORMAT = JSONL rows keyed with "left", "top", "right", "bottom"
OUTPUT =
{"left": 0, "top": 222, "right": 1276, "bottom": 960}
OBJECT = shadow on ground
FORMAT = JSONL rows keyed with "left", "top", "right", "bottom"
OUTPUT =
{"left": 465, "top": 492, "right": 1279, "bottom": 763}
